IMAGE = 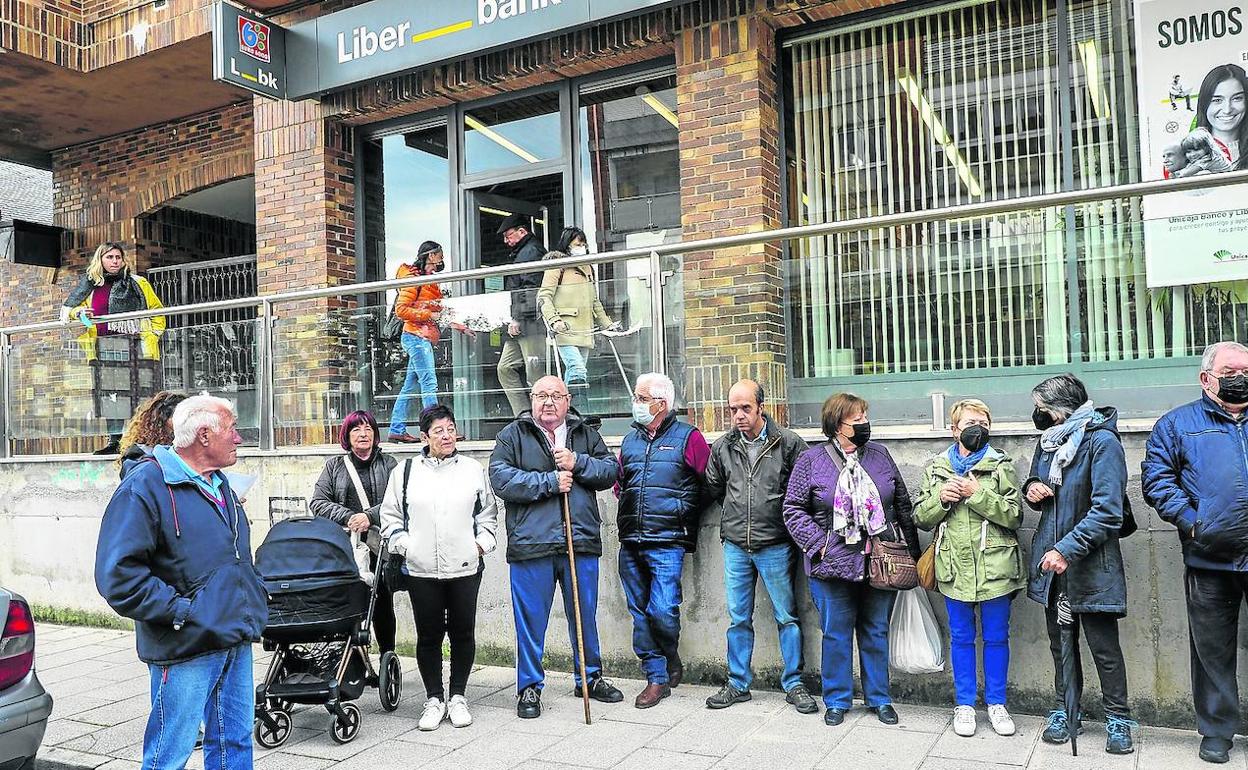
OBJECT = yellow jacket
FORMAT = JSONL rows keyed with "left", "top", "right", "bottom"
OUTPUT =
{"left": 67, "top": 276, "right": 166, "bottom": 361}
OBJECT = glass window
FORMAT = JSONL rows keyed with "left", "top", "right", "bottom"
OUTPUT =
{"left": 464, "top": 91, "right": 562, "bottom": 175}
{"left": 363, "top": 124, "right": 452, "bottom": 282}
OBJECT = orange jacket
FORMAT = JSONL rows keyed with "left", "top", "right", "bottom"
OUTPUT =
{"left": 395, "top": 263, "right": 443, "bottom": 344}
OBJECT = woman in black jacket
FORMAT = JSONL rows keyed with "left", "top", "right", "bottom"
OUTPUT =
{"left": 311, "top": 410, "right": 400, "bottom": 653}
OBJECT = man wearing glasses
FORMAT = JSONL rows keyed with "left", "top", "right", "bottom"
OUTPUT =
{"left": 1143, "top": 341, "right": 1248, "bottom": 765}
{"left": 616, "top": 372, "right": 710, "bottom": 708}
{"left": 497, "top": 213, "right": 549, "bottom": 416}
{"left": 488, "top": 375, "right": 624, "bottom": 719}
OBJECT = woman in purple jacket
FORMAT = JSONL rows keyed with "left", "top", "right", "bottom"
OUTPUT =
{"left": 783, "top": 393, "right": 920, "bottom": 727}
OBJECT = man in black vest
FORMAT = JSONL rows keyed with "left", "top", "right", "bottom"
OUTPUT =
{"left": 616, "top": 372, "right": 710, "bottom": 709}
{"left": 496, "top": 213, "right": 548, "bottom": 415}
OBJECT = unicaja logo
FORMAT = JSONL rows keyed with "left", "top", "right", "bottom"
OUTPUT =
{"left": 1214, "top": 249, "right": 1248, "bottom": 262}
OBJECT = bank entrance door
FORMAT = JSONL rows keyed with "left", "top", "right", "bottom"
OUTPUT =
{"left": 454, "top": 176, "right": 564, "bottom": 437}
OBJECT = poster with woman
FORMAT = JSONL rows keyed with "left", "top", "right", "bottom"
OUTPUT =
{"left": 1134, "top": 1, "right": 1248, "bottom": 286}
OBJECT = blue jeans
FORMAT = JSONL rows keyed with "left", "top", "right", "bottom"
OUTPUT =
{"left": 946, "top": 594, "right": 1012, "bottom": 707}
{"left": 391, "top": 332, "right": 437, "bottom": 434}
{"left": 557, "top": 345, "right": 588, "bottom": 382}
{"left": 809, "top": 577, "right": 895, "bottom": 709}
{"left": 510, "top": 555, "right": 603, "bottom": 692}
{"left": 618, "top": 543, "right": 685, "bottom": 684}
{"left": 143, "top": 643, "right": 252, "bottom": 770}
{"left": 724, "top": 541, "right": 804, "bottom": 692}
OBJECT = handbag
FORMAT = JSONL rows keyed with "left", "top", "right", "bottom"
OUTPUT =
{"left": 341, "top": 457, "right": 379, "bottom": 586}
{"left": 822, "top": 444, "right": 919, "bottom": 591}
{"left": 916, "top": 524, "right": 941, "bottom": 591}
{"left": 381, "top": 459, "right": 413, "bottom": 592}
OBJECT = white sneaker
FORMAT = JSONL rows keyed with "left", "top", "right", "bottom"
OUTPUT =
{"left": 447, "top": 694, "right": 473, "bottom": 728}
{"left": 953, "top": 705, "right": 977, "bottom": 737}
{"left": 418, "top": 697, "right": 447, "bottom": 731}
{"left": 987, "top": 704, "right": 1016, "bottom": 736}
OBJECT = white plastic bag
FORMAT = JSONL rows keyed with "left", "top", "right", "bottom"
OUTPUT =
{"left": 889, "top": 587, "right": 945, "bottom": 674}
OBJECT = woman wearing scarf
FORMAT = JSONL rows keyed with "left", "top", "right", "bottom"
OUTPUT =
{"left": 914, "top": 399, "right": 1024, "bottom": 739}
{"left": 783, "top": 393, "right": 920, "bottom": 727}
{"left": 1024, "top": 374, "right": 1136, "bottom": 756}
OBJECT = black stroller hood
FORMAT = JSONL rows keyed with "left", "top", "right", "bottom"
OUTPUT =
{"left": 257, "top": 516, "right": 362, "bottom": 591}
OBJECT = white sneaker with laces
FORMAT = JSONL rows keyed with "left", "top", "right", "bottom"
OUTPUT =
{"left": 953, "top": 705, "right": 977, "bottom": 737}
{"left": 447, "top": 694, "right": 473, "bottom": 728}
{"left": 418, "top": 697, "right": 447, "bottom": 731}
{"left": 987, "top": 704, "right": 1016, "bottom": 736}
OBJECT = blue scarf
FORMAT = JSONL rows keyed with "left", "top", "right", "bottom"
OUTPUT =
{"left": 948, "top": 442, "right": 989, "bottom": 476}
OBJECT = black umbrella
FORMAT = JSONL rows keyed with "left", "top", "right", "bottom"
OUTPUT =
{"left": 1055, "top": 591, "right": 1080, "bottom": 757}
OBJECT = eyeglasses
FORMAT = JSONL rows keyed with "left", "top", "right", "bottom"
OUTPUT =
{"left": 532, "top": 392, "right": 570, "bottom": 403}
{"left": 632, "top": 394, "right": 662, "bottom": 404}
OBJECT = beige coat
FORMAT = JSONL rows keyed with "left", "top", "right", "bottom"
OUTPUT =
{"left": 536, "top": 250, "right": 614, "bottom": 348}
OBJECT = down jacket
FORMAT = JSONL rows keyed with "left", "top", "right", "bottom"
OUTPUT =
{"left": 488, "top": 410, "right": 619, "bottom": 563}
{"left": 1142, "top": 394, "right": 1248, "bottom": 572}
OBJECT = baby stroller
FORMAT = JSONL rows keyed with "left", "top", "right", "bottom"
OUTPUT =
{"left": 252, "top": 516, "right": 402, "bottom": 748}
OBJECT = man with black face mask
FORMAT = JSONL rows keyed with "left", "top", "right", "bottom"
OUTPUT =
{"left": 1142, "top": 341, "right": 1248, "bottom": 765}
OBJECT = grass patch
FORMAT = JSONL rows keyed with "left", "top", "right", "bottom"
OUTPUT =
{"left": 31, "top": 604, "right": 133, "bottom": 631}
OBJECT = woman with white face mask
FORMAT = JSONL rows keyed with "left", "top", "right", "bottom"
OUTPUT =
{"left": 536, "top": 226, "right": 620, "bottom": 417}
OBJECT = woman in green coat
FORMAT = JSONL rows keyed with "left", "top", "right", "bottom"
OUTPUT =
{"left": 914, "top": 398, "right": 1024, "bottom": 740}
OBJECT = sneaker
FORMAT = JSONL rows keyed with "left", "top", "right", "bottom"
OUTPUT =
{"left": 705, "top": 684, "right": 751, "bottom": 710}
{"left": 987, "top": 704, "right": 1016, "bottom": 736}
{"left": 418, "top": 697, "right": 446, "bottom": 731}
{"left": 575, "top": 676, "right": 624, "bottom": 703}
{"left": 1105, "top": 715, "right": 1137, "bottom": 755}
{"left": 953, "top": 705, "right": 977, "bottom": 737}
{"left": 786, "top": 685, "right": 819, "bottom": 715}
{"left": 447, "top": 695, "right": 472, "bottom": 728}
{"left": 1042, "top": 709, "right": 1082, "bottom": 744}
{"left": 517, "top": 686, "right": 542, "bottom": 719}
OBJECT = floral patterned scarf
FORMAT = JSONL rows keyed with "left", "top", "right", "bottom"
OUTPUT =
{"left": 830, "top": 444, "right": 887, "bottom": 545}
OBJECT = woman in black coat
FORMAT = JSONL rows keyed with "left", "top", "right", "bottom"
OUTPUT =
{"left": 310, "top": 410, "right": 400, "bottom": 652}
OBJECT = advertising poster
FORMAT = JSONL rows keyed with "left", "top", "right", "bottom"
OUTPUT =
{"left": 1133, "top": 1, "right": 1248, "bottom": 287}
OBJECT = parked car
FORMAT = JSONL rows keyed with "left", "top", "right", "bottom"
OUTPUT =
{"left": 0, "top": 589, "right": 51, "bottom": 770}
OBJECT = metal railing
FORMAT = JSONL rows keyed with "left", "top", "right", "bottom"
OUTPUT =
{"left": 2, "top": 169, "right": 1247, "bottom": 458}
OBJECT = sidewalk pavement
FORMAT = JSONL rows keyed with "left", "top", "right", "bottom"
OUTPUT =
{"left": 31, "top": 623, "right": 1231, "bottom": 770}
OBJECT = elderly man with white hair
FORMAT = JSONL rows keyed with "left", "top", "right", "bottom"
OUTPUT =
{"left": 95, "top": 393, "right": 267, "bottom": 770}
{"left": 616, "top": 372, "right": 710, "bottom": 708}
{"left": 1143, "top": 341, "right": 1248, "bottom": 765}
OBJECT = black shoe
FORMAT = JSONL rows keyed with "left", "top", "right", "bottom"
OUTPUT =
{"left": 582, "top": 415, "right": 603, "bottom": 431}
{"left": 786, "top": 685, "right": 819, "bottom": 715}
{"left": 517, "top": 686, "right": 541, "bottom": 719}
{"left": 667, "top": 660, "right": 684, "bottom": 688}
{"left": 824, "top": 708, "right": 847, "bottom": 726}
{"left": 1201, "top": 737, "right": 1233, "bottom": 764}
{"left": 575, "top": 676, "right": 623, "bottom": 703}
{"left": 93, "top": 438, "right": 121, "bottom": 455}
{"left": 705, "top": 684, "right": 751, "bottom": 709}
{"left": 872, "top": 704, "right": 899, "bottom": 725}
{"left": 194, "top": 727, "right": 204, "bottom": 751}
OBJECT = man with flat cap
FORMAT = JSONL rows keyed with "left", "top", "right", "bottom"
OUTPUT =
{"left": 497, "top": 213, "right": 548, "bottom": 415}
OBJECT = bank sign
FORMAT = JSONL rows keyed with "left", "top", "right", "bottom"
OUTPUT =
{"left": 212, "top": 2, "right": 287, "bottom": 99}
{"left": 282, "top": 0, "right": 675, "bottom": 99}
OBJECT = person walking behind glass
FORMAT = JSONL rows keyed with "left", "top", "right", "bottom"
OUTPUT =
{"left": 311, "top": 410, "right": 399, "bottom": 655}
{"left": 380, "top": 404, "right": 497, "bottom": 731}
{"left": 497, "top": 214, "right": 548, "bottom": 416}
{"left": 783, "top": 393, "right": 920, "bottom": 727}
{"left": 1142, "top": 341, "right": 1248, "bottom": 765}
{"left": 1025, "top": 374, "right": 1136, "bottom": 755}
{"left": 389, "top": 241, "right": 447, "bottom": 443}
{"left": 703, "top": 380, "right": 817, "bottom": 715}
{"left": 914, "top": 398, "right": 1024, "bottom": 738}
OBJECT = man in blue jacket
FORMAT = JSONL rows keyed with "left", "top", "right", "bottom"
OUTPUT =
{"left": 95, "top": 394, "right": 267, "bottom": 770}
{"left": 1142, "top": 341, "right": 1248, "bottom": 765}
{"left": 489, "top": 375, "right": 623, "bottom": 718}
{"left": 617, "top": 372, "right": 710, "bottom": 708}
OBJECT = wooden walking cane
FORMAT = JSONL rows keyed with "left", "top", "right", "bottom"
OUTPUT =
{"left": 561, "top": 491, "right": 593, "bottom": 725}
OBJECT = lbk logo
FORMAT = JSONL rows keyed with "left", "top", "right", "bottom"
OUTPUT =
{"left": 238, "top": 17, "right": 271, "bottom": 63}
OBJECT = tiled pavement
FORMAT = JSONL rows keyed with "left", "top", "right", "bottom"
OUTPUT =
{"left": 29, "top": 624, "right": 1233, "bottom": 770}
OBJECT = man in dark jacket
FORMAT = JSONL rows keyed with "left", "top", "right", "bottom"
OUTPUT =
{"left": 489, "top": 375, "right": 623, "bottom": 718}
{"left": 702, "top": 380, "right": 817, "bottom": 714}
{"left": 616, "top": 372, "right": 710, "bottom": 708}
{"left": 95, "top": 394, "right": 267, "bottom": 770}
{"left": 497, "top": 213, "right": 548, "bottom": 416}
{"left": 1142, "top": 341, "right": 1248, "bottom": 764}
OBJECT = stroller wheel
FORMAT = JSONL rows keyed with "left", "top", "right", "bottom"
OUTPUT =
{"left": 254, "top": 709, "right": 292, "bottom": 750}
{"left": 379, "top": 651, "right": 402, "bottom": 712}
{"left": 330, "top": 702, "right": 362, "bottom": 744}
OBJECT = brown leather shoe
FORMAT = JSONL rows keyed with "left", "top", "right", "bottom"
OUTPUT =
{"left": 634, "top": 682, "right": 671, "bottom": 709}
{"left": 667, "top": 661, "right": 684, "bottom": 688}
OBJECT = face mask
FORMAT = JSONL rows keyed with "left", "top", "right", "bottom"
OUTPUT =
{"left": 1032, "top": 407, "right": 1056, "bottom": 431}
{"left": 848, "top": 422, "right": 871, "bottom": 449}
{"left": 959, "top": 425, "right": 989, "bottom": 453}
{"left": 570, "top": 245, "right": 589, "bottom": 257}
{"left": 1218, "top": 374, "right": 1248, "bottom": 405}
{"left": 632, "top": 402, "right": 657, "bottom": 426}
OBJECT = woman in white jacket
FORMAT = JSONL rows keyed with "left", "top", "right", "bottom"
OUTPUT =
{"left": 380, "top": 404, "right": 498, "bottom": 731}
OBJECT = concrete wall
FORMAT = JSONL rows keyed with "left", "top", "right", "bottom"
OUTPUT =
{"left": 1, "top": 431, "right": 1244, "bottom": 729}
